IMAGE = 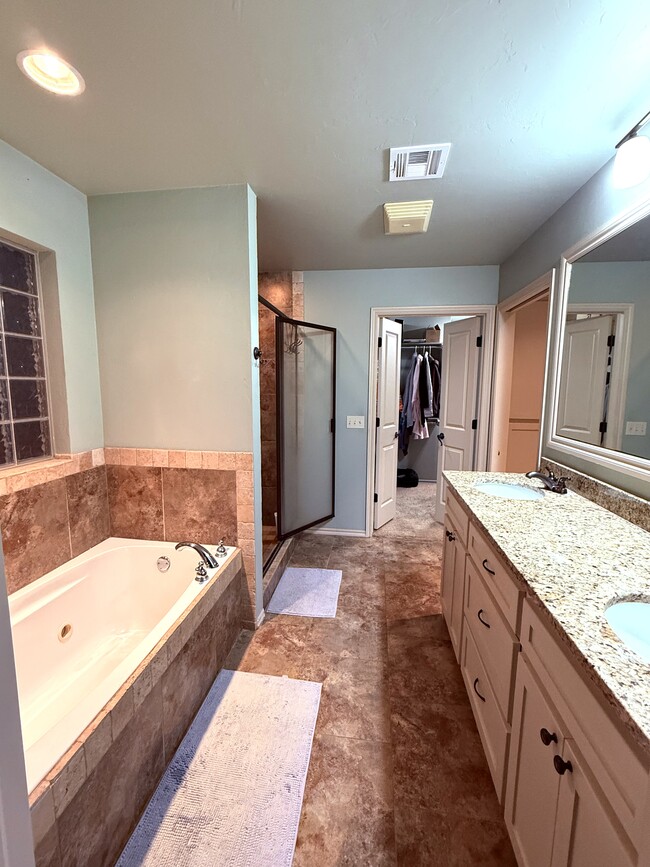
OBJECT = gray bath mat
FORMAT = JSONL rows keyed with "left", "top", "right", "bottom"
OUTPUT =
{"left": 266, "top": 566, "right": 343, "bottom": 618}
{"left": 116, "top": 670, "right": 321, "bottom": 867}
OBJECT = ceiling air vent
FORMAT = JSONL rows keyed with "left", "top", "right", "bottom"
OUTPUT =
{"left": 384, "top": 200, "right": 433, "bottom": 235}
{"left": 389, "top": 144, "right": 451, "bottom": 181}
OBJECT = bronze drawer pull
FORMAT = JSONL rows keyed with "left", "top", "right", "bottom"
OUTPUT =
{"left": 540, "top": 728, "right": 558, "bottom": 746}
{"left": 477, "top": 609, "right": 491, "bottom": 629}
{"left": 553, "top": 755, "right": 573, "bottom": 775}
{"left": 473, "top": 677, "right": 486, "bottom": 702}
{"left": 482, "top": 558, "right": 496, "bottom": 575}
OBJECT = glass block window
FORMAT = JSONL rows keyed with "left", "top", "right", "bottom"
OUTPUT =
{"left": 0, "top": 239, "right": 51, "bottom": 467}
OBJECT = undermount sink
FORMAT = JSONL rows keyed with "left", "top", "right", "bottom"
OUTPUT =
{"left": 474, "top": 482, "right": 544, "bottom": 501}
{"left": 604, "top": 601, "right": 650, "bottom": 664}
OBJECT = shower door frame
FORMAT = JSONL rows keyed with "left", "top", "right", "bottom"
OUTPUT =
{"left": 275, "top": 313, "right": 337, "bottom": 540}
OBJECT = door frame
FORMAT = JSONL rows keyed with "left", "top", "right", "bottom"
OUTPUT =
{"left": 489, "top": 271, "right": 555, "bottom": 471}
{"left": 366, "top": 304, "right": 496, "bottom": 537}
{"left": 0, "top": 546, "right": 36, "bottom": 867}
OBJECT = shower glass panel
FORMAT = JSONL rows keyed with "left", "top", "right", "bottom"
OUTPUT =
{"left": 276, "top": 317, "right": 336, "bottom": 539}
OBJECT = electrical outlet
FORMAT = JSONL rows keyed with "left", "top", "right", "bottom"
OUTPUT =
{"left": 347, "top": 415, "right": 365, "bottom": 429}
{"left": 625, "top": 421, "right": 647, "bottom": 436}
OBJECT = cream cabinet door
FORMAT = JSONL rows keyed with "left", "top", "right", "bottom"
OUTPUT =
{"left": 441, "top": 517, "right": 465, "bottom": 658}
{"left": 505, "top": 658, "right": 564, "bottom": 867}
{"left": 551, "top": 740, "right": 635, "bottom": 867}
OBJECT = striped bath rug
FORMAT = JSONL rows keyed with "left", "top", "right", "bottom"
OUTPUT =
{"left": 117, "top": 670, "right": 321, "bottom": 867}
{"left": 266, "top": 566, "right": 343, "bottom": 618}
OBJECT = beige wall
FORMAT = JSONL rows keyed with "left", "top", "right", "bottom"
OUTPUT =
{"left": 509, "top": 300, "right": 549, "bottom": 420}
{"left": 505, "top": 299, "right": 549, "bottom": 473}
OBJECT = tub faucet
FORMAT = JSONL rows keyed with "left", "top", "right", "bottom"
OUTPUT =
{"left": 525, "top": 468, "right": 570, "bottom": 495}
{"left": 174, "top": 541, "right": 219, "bottom": 569}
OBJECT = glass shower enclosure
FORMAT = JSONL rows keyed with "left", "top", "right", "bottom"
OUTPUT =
{"left": 275, "top": 315, "right": 336, "bottom": 539}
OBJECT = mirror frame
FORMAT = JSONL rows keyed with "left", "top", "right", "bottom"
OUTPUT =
{"left": 544, "top": 194, "right": 650, "bottom": 486}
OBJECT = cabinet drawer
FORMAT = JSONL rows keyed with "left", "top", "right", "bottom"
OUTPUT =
{"left": 521, "top": 598, "right": 650, "bottom": 850}
{"left": 461, "top": 618, "right": 510, "bottom": 803}
{"left": 464, "top": 557, "right": 519, "bottom": 721}
{"left": 468, "top": 523, "right": 522, "bottom": 633}
{"left": 446, "top": 489, "right": 469, "bottom": 547}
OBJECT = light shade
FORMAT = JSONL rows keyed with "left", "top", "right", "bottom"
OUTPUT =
{"left": 612, "top": 135, "right": 650, "bottom": 189}
{"left": 17, "top": 50, "right": 85, "bottom": 96}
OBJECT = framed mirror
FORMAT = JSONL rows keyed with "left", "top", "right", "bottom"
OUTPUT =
{"left": 546, "top": 198, "right": 650, "bottom": 485}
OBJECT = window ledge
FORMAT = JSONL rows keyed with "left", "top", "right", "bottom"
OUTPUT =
{"left": 0, "top": 449, "right": 105, "bottom": 496}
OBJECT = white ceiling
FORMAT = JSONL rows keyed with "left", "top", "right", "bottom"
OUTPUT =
{"left": 1, "top": 1, "right": 649, "bottom": 271}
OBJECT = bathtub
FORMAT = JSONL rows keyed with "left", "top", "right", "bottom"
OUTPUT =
{"left": 8, "top": 536, "right": 237, "bottom": 794}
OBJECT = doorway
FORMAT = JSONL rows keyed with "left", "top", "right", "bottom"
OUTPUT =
{"left": 490, "top": 273, "right": 553, "bottom": 473}
{"left": 367, "top": 305, "right": 495, "bottom": 538}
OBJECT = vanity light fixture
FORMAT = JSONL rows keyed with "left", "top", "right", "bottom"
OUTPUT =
{"left": 613, "top": 109, "right": 650, "bottom": 189}
{"left": 17, "top": 49, "right": 85, "bottom": 96}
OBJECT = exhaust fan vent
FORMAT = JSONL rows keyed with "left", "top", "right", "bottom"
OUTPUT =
{"left": 389, "top": 144, "right": 451, "bottom": 181}
{"left": 384, "top": 200, "right": 433, "bottom": 235}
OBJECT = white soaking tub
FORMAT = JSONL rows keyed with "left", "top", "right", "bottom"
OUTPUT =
{"left": 8, "top": 537, "right": 236, "bottom": 793}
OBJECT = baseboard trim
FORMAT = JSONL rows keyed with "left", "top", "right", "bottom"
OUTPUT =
{"left": 306, "top": 528, "right": 367, "bottom": 537}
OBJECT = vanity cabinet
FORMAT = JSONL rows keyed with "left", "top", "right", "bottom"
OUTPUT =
{"left": 442, "top": 488, "right": 650, "bottom": 867}
{"left": 441, "top": 490, "right": 469, "bottom": 660}
{"left": 506, "top": 655, "right": 636, "bottom": 867}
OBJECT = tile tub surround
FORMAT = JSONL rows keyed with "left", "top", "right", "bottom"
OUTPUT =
{"left": 29, "top": 549, "right": 243, "bottom": 867}
{"left": 444, "top": 470, "right": 650, "bottom": 758}
{"left": 104, "top": 448, "right": 257, "bottom": 625}
{"left": 0, "top": 460, "right": 110, "bottom": 594}
{"left": 541, "top": 457, "right": 650, "bottom": 532}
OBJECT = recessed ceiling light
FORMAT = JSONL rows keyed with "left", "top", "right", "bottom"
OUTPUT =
{"left": 17, "top": 49, "right": 85, "bottom": 96}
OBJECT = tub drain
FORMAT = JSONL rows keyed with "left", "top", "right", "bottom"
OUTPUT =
{"left": 58, "top": 623, "right": 73, "bottom": 642}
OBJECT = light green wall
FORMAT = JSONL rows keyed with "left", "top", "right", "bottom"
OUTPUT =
{"left": 89, "top": 185, "right": 257, "bottom": 451}
{"left": 304, "top": 266, "right": 499, "bottom": 532}
{"left": 499, "top": 157, "right": 650, "bottom": 499}
{"left": 0, "top": 139, "right": 103, "bottom": 452}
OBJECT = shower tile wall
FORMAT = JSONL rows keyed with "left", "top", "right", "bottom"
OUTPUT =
{"left": 258, "top": 271, "right": 304, "bottom": 531}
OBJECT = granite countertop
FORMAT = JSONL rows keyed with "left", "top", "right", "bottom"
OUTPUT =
{"left": 443, "top": 470, "right": 650, "bottom": 758}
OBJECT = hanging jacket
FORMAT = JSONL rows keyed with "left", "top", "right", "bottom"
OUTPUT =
{"left": 430, "top": 357, "right": 441, "bottom": 420}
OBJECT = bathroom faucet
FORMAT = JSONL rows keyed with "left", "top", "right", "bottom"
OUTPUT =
{"left": 525, "top": 468, "right": 570, "bottom": 495}
{"left": 174, "top": 541, "right": 219, "bottom": 569}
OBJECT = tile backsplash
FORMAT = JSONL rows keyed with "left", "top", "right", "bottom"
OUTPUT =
{"left": 542, "top": 457, "right": 650, "bottom": 531}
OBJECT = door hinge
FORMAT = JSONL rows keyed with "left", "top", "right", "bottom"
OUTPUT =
{"left": 471, "top": 419, "right": 478, "bottom": 430}
{"left": 599, "top": 421, "right": 608, "bottom": 434}
{"left": 476, "top": 335, "right": 483, "bottom": 348}
{"left": 330, "top": 418, "right": 335, "bottom": 433}
{"left": 376, "top": 417, "right": 380, "bottom": 428}
{"left": 378, "top": 336, "right": 383, "bottom": 348}
{"left": 373, "top": 493, "right": 378, "bottom": 503}
{"left": 607, "top": 334, "right": 616, "bottom": 348}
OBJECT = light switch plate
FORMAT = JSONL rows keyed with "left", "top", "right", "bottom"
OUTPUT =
{"left": 625, "top": 421, "right": 647, "bottom": 436}
{"left": 347, "top": 415, "right": 365, "bottom": 429}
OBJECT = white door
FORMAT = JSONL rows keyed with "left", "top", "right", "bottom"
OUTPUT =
{"left": 435, "top": 316, "right": 482, "bottom": 523}
{"left": 556, "top": 316, "right": 613, "bottom": 446}
{"left": 374, "top": 318, "right": 402, "bottom": 529}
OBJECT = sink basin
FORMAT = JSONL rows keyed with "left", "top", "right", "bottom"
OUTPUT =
{"left": 474, "top": 482, "right": 544, "bottom": 501}
{"left": 605, "top": 601, "right": 650, "bottom": 664}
